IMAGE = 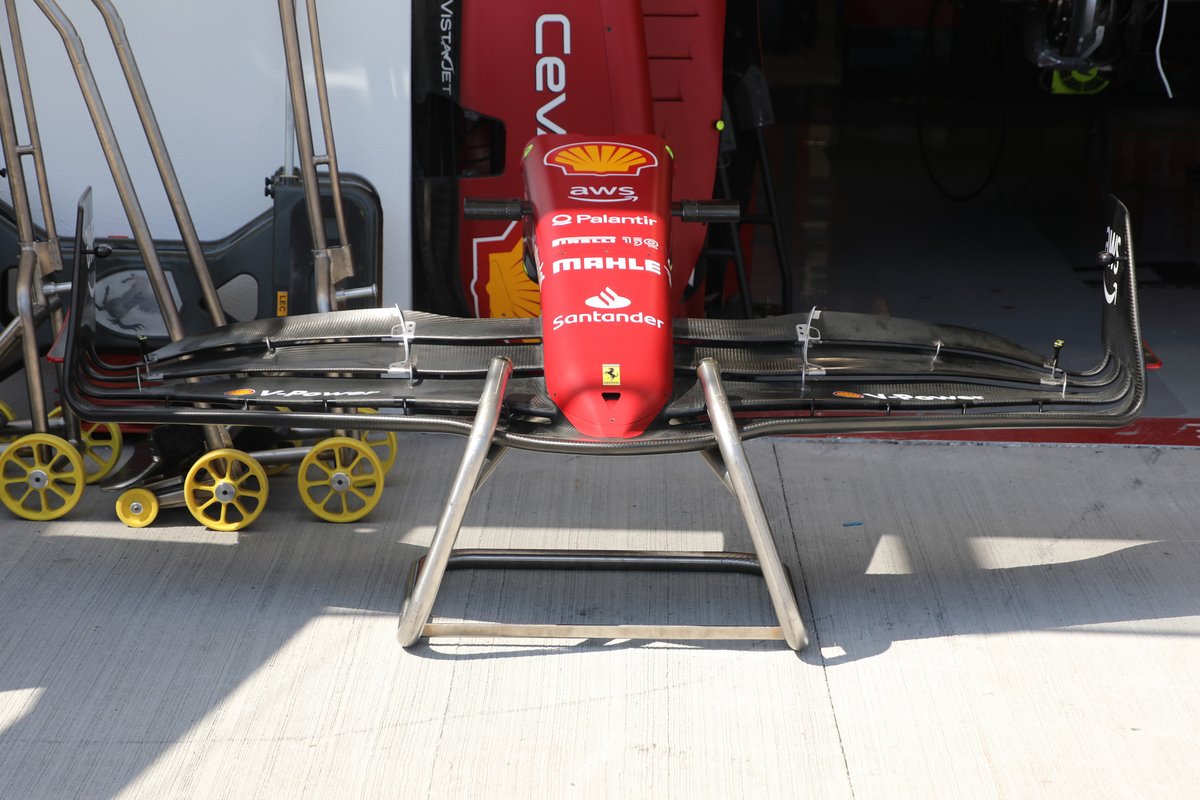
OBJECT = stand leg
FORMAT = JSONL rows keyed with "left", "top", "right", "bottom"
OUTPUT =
{"left": 397, "top": 357, "right": 512, "bottom": 646}
{"left": 697, "top": 358, "right": 809, "bottom": 650}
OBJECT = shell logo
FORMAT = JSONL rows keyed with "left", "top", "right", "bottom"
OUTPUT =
{"left": 225, "top": 388, "right": 256, "bottom": 397}
{"left": 833, "top": 391, "right": 864, "bottom": 399}
{"left": 545, "top": 142, "right": 658, "bottom": 176}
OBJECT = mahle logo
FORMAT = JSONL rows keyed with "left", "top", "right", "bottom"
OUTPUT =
{"left": 546, "top": 142, "right": 658, "bottom": 176}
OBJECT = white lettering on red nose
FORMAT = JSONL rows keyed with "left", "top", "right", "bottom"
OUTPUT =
{"left": 551, "top": 310, "right": 666, "bottom": 331}
{"left": 546, "top": 257, "right": 669, "bottom": 286}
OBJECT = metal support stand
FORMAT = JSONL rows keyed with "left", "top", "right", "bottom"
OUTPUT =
{"left": 277, "top": 0, "right": 356, "bottom": 313}
{"left": 33, "top": 0, "right": 231, "bottom": 451}
{"left": 0, "top": 0, "right": 79, "bottom": 443}
{"left": 397, "top": 356, "right": 513, "bottom": 646}
{"left": 396, "top": 358, "right": 809, "bottom": 651}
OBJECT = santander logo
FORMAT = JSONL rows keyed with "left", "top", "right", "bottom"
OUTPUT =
{"left": 584, "top": 287, "right": 632, "bottom": 310}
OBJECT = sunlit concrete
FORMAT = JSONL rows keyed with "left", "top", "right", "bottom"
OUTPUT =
{"left": 0, "top": 434, "right": 1197, "bottom": 798}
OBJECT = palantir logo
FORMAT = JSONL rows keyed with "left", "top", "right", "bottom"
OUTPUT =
{"left": 584, "top": 287, "right": 632, "bottom": 310}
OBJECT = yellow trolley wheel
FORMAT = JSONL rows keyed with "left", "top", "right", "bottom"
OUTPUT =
{"left": 0, "top": 433, "right": 86, "bottom": 521}
{"left": 352, "top": 408, "right": 398, "bottom": 474}
{"left": 48, "top": 406, "right": 122, "bottom": 484}
{"left": 297, "top": 436, "right": 384, "bottom": 523}
{"left": 184, "top": 448, "right": 269, "bottom": 532}
{"left": 0, "top": 401, "right": 16, "bottom": 444}
{"left": 116, "top": 487, "right": 159, "bottom": 528}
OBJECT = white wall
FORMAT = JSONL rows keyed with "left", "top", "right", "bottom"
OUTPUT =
{"left": 0, "top": 0, "right": 412, "bottom": 307}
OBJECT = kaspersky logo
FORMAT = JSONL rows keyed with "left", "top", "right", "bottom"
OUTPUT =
{"left": 584, "top": 287, "right": 632, "bottom": 310}
{"left": 545, "top": 142, "right": 658, "bottom": 176}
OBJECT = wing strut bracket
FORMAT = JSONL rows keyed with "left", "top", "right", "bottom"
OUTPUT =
{"left": 797, "top": 306, "right": 825, "bottom": 387}
{"left": 385, "top": 306, "right": 418, "bottom": 379}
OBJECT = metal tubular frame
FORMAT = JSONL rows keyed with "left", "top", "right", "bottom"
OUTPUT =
{"left": 90, "top": 0, "right": 227, "bottom": 329}
{"left": 0, "top": 0, "right": 76, "bottom": 440}
{"left": 31, "top": 0, "right": 230, "bottom": 451}
{"left": 31, "top": 0, "right": 182, "bottom": 341}
{"left": 396, "top": 357, "right": 810, "bottom": 651}
{"left": 397, "top": 357, "right": 513, "bottom": 646}
{"left": 277, "top": 0, "right": 355, "bottom": 313}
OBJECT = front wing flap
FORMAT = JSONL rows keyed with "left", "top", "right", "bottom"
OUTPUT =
{"left": 63, "top": 198, "right": 1143, "bottom": 453}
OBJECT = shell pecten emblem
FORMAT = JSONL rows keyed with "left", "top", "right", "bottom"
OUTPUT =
{"left": 225, "top": 388, "right": 256, "bottom": 397}
{"left": 545, "top": 142, "right": 658, "bottom": 176}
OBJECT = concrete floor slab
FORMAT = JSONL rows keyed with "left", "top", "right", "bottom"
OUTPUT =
{"left": 0, "top": 434, "right": 1196, "bottom": 798}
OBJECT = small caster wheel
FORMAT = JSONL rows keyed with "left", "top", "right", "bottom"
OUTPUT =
{"left": 49, "top": 406, "right": 122, "bottom": 484}
{"left": 116, "top": 487, "right": 159, "bottom": 528}
{"left": 298, "top": 436, "right": 384, "bottom": 523}
{"left": 184, "top": 448, "right": 268, "bottom": 531}
{"left": 0, "top": 433, "right": 86, "bottom": 520}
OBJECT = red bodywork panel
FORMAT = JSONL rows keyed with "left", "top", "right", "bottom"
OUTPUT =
{"left": 456, "top": 0, "right": 725, "bottom": 320}
{"left": 525, "top": 134, "right": 674, "bottom": 437}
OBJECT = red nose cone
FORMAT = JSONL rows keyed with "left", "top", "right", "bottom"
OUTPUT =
{"left": 525, "top": 134, "right": 675, "bottom": 438}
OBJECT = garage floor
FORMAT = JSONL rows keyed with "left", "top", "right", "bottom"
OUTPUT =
{"left": 1, "top": 433, "right": 1198, "bottom": 798}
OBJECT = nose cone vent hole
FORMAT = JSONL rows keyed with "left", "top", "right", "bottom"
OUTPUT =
{"left": 601, "top": 392, "right": 621, "bottom": 407}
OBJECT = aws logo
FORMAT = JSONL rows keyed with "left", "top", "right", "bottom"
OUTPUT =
{"left": 569, "top": 185, "right": 637, "bottom": 203}
{"left": 545, "top": 142, "right": 658, "bottom": 176}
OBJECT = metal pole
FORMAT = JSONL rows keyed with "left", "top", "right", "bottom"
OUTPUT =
{"left": 4, "top": 0, "right": 57, "bottom": 245}
{"left": 14, "top": 250, "right": 47, "bottom": 431}
{"left": 697, "top": 358, "right": 808, "bottom": 650}
{"left": 90, "top": 0, "right": 228, "bottom": 328}
{"left": 0, "top": 16, "right": 49, "bottom": 431}
{"left": 397, "top": 357, "right": 512, "bottom": 647}
{"left": 277, "top": 0, "right": 333, "bottom": 312}
{"left": 303, "top": 0, "right": 350, "bottom": 249}
{"left": 32, "top": 0, "right": 229, "bottom": 451}
{"left": 32, "top": 0, "right": 184, "bottom": 342}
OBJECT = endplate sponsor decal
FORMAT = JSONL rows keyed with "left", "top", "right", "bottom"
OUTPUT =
{"left": 223, "top": 388, "right": 382, "bottom": 398}
{"left": 834, "top": 391, "right": 985, "bottom": 402}
{"left": 1103, "top": 226, "right": 1123, "bottom": 305}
